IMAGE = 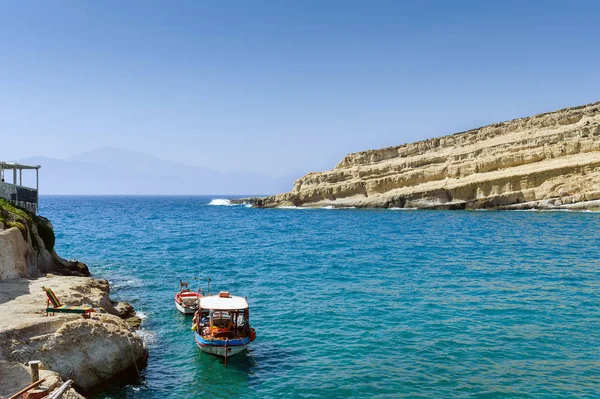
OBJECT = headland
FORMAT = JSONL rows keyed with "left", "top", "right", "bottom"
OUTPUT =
{"left": 240, "top": 101, "right": 600, "bottom": 210}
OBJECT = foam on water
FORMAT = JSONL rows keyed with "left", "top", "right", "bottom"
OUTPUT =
{"left": 277, "top": 205, "right": 316, "bottom": 210}
{"left": 136, "top": 311, "right": 148, "bottom": 320}
{"left": 208, "top": 198, "right": 234, "bottom": 206}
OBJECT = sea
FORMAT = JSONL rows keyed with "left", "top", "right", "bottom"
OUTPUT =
{"left": 39, "top": 196, "right": 599, "bottom": 399}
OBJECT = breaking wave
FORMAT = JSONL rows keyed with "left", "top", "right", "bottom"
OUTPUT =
{"left": 136, "top": 311, "right": 148, "bottom": 320}
{"left": 208, "top": 199, "right": 234, "bottom": 206}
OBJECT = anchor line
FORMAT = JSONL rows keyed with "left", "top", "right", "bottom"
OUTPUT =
{"left": 242, "top": 341, "right": 261, "bottom": 369}
{"left": 127, "top": 336, "right": 148, "bottom": 387}
{"left": 108, "top": 282, "right": 125, "bottom": 302}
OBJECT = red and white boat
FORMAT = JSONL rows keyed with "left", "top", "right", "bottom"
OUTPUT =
{"left": 174, "top": 280, "right": 203, "bottom": 315}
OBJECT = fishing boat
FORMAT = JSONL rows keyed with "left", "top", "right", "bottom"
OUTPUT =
{"left": 193, "top": 291, "right": 256, "bottom": 359}
{"left": 174, "top": 280, "right": 203, "bottom": 315}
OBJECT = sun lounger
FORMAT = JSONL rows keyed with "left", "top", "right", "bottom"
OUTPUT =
{"left": 42, "top": 287, "right": 94, "bottom": 319}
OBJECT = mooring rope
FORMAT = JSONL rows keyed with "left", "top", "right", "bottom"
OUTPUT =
{"left": 108, "top": 282, "right": 125, "bottom": 302}
{"left": 127, "top": 336, "right": 148, "bottom": 387}
{"left": 243, "top": 341, "right": 261, "bottom": 369}
{"left": 108, "top": 282, "right": 149, "bottom": 389}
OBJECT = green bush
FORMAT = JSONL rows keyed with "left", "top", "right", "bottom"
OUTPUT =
{"left": 0, "top": 199, "right": 32, "bottom": 222}
{"left": 0, "top": 199, "right": 53, "bottom": 252}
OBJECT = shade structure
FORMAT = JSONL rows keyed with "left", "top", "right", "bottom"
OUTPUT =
{"left": 0, "top": 162, "right": 41, "bottom": 170}
{"left": 200, "top": 295, "right": 248, "bottom": 310}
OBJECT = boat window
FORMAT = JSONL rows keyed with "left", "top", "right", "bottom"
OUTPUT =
{"left": 210, "top": 311, "right": 231, "bottom": 319}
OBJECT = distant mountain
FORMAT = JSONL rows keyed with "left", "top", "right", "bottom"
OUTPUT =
{"left": 19, "top": 148, "right": 296, "bottom": 195}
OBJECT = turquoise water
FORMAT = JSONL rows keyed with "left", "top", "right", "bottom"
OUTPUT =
{"left": 40, "top": 196, "right": 599, "bottom": 398}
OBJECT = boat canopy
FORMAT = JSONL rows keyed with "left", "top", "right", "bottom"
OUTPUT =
{"left": 200, "top": 294, "right": 248, "bottom": 310}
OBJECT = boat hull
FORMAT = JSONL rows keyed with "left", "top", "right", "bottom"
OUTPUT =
{"left": 174, "top": 292, "right": 202, "bottom": 315}
{"left": 194, "top": 333, "right": 249, "bottom": 358}
{"left": 175, "top": 300, "right": 196, "bottom": 315}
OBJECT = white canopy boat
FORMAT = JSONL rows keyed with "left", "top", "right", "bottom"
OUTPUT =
{"left": 192, "top": 291, "right": 256, "bottom": 359}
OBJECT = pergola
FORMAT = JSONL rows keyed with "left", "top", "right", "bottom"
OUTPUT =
{"left": 0, "top": 161, "right": 41, "bottom": 190}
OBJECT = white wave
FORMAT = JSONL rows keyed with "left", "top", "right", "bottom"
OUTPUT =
{"left": 108, "top": 278, "right": 139, "bottom": 292}
{"left": 388, "top": 207, "right": 417, "bottom": 211}
{"left": 136, "top": 328, "right": 157, "bottom": 347}
{"left": 136, "top": 311, "right": 148, "bottom": 319}
{"left": 208, "top": 199, "right": 234, "bottom": 206}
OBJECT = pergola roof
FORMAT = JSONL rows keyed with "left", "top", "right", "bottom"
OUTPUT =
{"left": 0, "top": 162, "right": 41, "bottom": 170}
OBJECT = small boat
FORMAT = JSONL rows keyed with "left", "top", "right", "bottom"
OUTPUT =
{"left": 193, "top": 291, "right": 256, "bottom": 359}
{"left": 174, "top": 280, "right": 203, "bottom": 315}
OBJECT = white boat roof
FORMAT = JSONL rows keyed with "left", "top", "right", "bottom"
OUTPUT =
{"left": 200, "top": 294, "right": 248, "bottom": 310}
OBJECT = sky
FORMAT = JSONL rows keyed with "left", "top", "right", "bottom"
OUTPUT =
{"left": 1, "top": 1, "right": 599, "bottom": 178}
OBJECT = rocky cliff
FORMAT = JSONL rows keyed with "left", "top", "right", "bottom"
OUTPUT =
{"left": 262, "top": 101, "right": 600, "bottom": 209}
{"left": 0, "top": 199, "right": 89, "bottom": 279}
{"left": 0, "top": 200, "right": 148, "bottom": 397}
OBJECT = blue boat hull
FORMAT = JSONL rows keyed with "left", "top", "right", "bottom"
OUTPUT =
{"left": 194, "top": 333, "right": 249, "bottom": 357}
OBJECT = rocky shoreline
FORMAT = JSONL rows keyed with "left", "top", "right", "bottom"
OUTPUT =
{"left": 234, "top": 196, "right": 600, "bottom": 211}
{"left": 0, "top": 199, "right": 148, "bottom": 398}
{"left": 238, "top": 101, "right": 600, "bottom": 210}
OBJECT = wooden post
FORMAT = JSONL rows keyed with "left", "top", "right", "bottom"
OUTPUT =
{"left": 234, "top": 310, "right": 238, "bottom": 336}
{"left": 35, "top": 168, "right": 39, "bottom": 213}
{"left": 29, "top": 360, "right": 41, "bottom": 383}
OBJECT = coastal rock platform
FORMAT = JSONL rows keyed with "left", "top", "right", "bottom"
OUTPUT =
{"left": 0, "top": 275, "right": 148, "bottom": 396}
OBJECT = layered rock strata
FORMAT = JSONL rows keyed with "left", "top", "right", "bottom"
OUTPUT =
{"left": 260, "top": 101, "right": 600, "bottom": 209}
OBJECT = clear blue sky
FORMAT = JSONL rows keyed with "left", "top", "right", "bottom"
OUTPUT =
{"left": 1, "top": 1, "right": 599, "bottom": 177}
